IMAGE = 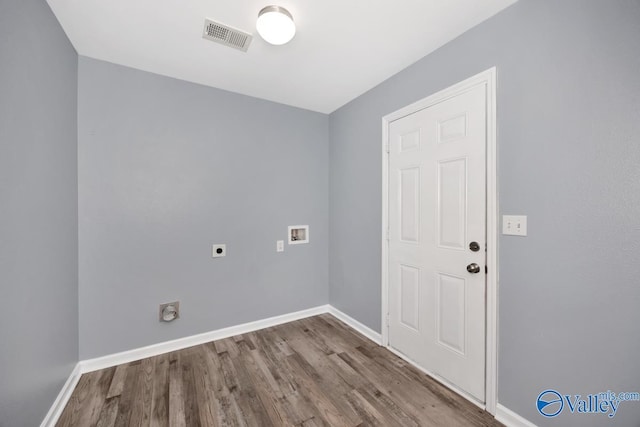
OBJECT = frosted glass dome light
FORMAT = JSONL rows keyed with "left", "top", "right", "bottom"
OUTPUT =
{"left": 256, "top": 6, "right": 296, "bottom": 45}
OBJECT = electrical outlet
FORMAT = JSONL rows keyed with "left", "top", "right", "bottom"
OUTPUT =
{"left": 276, "top": 240, "right": 284, "bottom": 252}
{"left": 212, "top": 244, "right": 226, "bottom": 258}
{"left": 503, "top": 215, "right": 527, "bottom": 236}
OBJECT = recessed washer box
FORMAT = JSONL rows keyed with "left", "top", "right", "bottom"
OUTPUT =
{"left": 288, "top": 225, "right": 309, "bottom": 244}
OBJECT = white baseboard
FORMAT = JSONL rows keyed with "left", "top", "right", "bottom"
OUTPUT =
{"left": 43, "top": 305, "right": 537, "bottom": 427}
{"left": 43, "top": 303, "right": 385, "bottom": 426}
{"left": 327, "top": 306, "right": 382, "bottom": 345}
{"left": 40, "top": 363, "right": 82, "bottom": 427}
{"left": 495, "top": 404, "right": 538, "bottom": 427}
{"left": 80, "top": 304, "right": 331, "bottom": 373}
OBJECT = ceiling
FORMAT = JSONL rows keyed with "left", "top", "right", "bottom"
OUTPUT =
{"left": 46, "top": 0, "right": 516, "bottom": 113}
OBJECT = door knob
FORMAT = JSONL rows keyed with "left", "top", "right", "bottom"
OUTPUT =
{"left": 466, "top": 263, "right": 481, "bottom": 274}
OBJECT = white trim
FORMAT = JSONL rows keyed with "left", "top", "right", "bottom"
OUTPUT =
{"left": 495, "top": 404, "right": 538, "bottom": 427}
{"left": 381, "top": 116, "right": 390, "bottom": 345}
{"left": 381, "top": 67, "right": 499, "bottom": 414}
{"left": 79, "top": 304, "right": 330, "bottom": 373}
{"left": 485, "top": 66, "right": 499, "bottom": 415}
{"left": 40, "top": 363, "right": 82, "bottom": 427}
{"left": 328, "top": 306, "right": 382, "bottom": 345}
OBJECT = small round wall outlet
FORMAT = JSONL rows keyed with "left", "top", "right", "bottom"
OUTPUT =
{"left": 212, "top": 244, "right": 226, "bottom": 258}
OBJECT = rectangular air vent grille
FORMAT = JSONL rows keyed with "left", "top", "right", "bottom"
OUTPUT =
{"left": 203, "top": 19, "right": 252, "bottom": 52}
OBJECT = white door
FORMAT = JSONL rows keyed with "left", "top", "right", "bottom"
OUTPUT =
{"left": 388, "top": 83, "right": 487, "bottom": 401}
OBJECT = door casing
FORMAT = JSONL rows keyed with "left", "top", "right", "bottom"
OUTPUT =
{"left": 381, "top": 67, "right": 498, "bottom": 414}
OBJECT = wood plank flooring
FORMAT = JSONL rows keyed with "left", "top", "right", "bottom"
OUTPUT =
{"left": 57, "top": 314, "right": 502, "bottom": 426}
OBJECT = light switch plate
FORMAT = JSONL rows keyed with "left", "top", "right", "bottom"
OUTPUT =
{"left": 503, "top": 215, "right": 527, "bottom": 236}
{"left": 276, "top": 240, "right": 284, "bottom": 252}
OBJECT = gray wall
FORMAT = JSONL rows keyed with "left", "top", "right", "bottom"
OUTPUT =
{"left": 329, "top": 1, "right": 640, "bottom": 426}
{"left": 0, "top": 1, "right": 79, "bottom": 426}
{"left": 78, "top": 57, "right": 329, "bottom": 359}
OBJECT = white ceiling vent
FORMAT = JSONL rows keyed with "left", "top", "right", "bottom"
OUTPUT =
{"left": 202, "top": 19, "right": 252, "bottom": 52}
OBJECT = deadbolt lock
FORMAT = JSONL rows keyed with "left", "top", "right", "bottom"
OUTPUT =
{"left": 469, "top": 241, "right": 480, "bottom": 252}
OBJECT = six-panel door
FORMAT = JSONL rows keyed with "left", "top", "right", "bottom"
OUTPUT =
{"left": 388, "top": 83, "right": 487, "bottom": 402}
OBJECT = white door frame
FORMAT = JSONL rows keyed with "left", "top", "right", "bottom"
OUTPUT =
{"left": 381, "top": 67, "right": 498, "bottom": 415}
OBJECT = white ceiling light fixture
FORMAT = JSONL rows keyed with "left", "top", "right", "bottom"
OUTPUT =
{"left": 256, "top": 5, "right": 296, "bottom": 45}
